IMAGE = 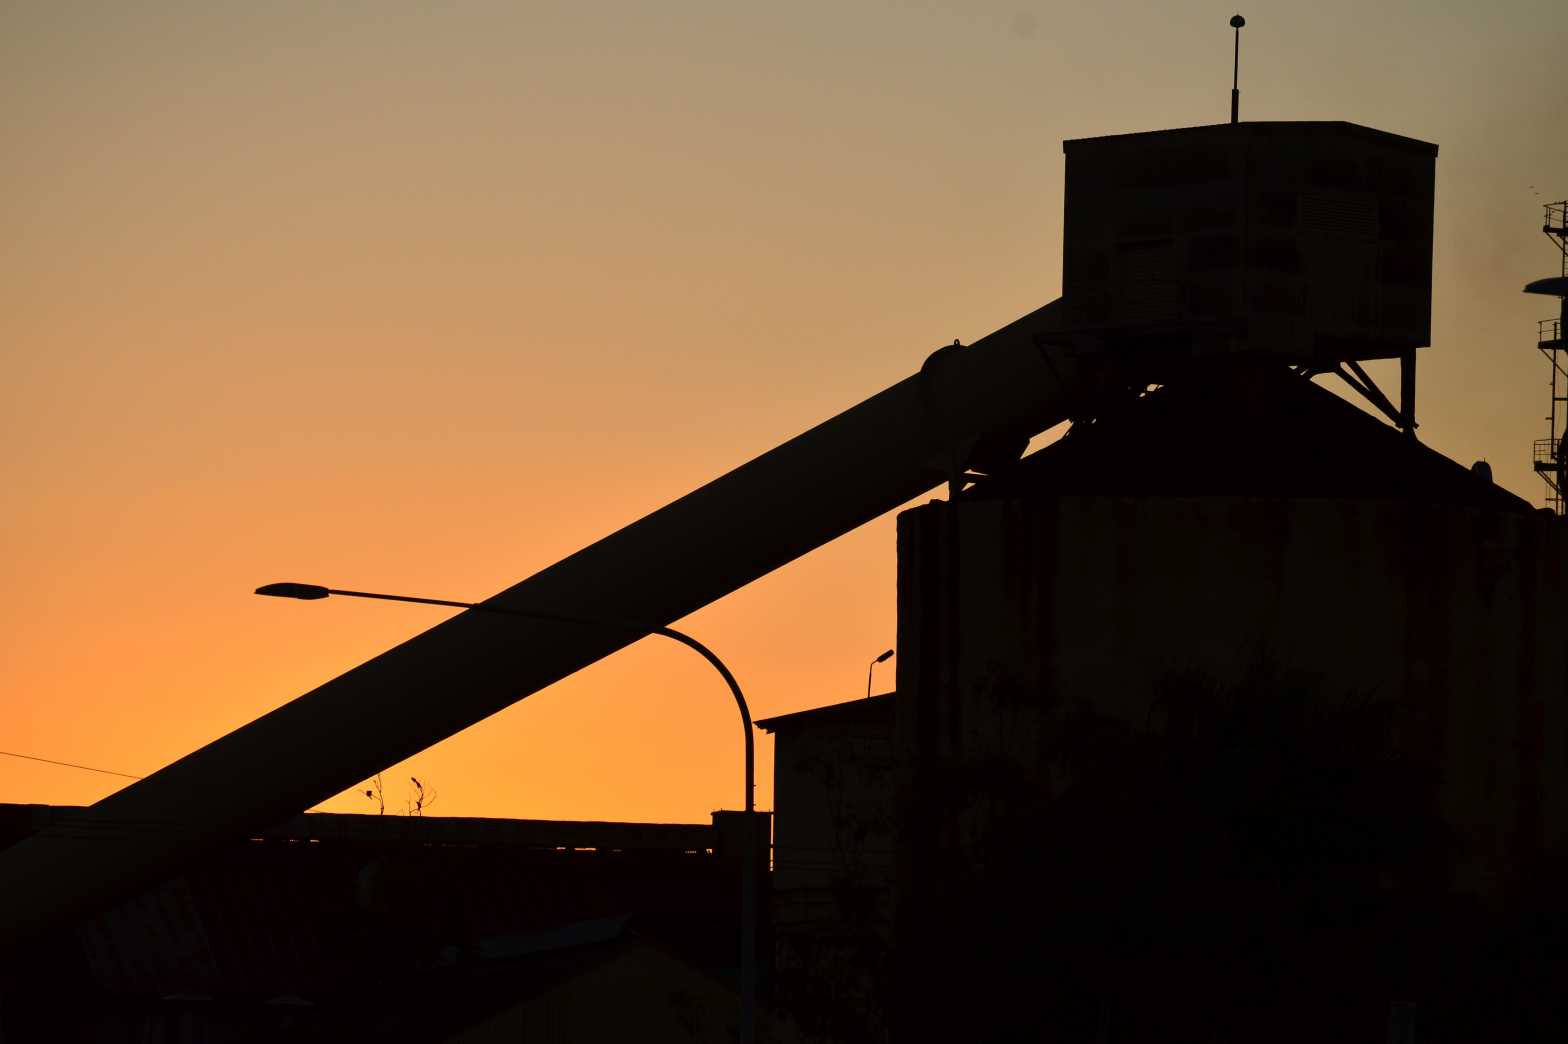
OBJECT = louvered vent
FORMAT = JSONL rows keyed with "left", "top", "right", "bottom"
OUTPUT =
{"left": 1301, "top": 195, "right": 1379, "bottom": 238}
{"left": 1120, "top": 240, "right": 1180, "bottom": 322}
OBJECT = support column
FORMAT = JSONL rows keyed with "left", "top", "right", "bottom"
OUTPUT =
{"left": 1400, "top": 348, "right": 1418, "bottom": 438}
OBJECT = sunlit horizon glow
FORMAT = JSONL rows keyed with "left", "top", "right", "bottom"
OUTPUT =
{"left": 4, "top": 1, "right": 1565, "bottom": 824}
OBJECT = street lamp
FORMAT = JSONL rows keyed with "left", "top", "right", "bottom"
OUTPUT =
{"left": 867, "top": 648, "right": 894, "bottom": 699}
{"left": 255, "top": 582, "right": 753, "bottom": 811}
{"left": 256, "top": 580, "right": 763, "bottom": 1042}
{"left": 1229, "top": 13, "right": 1245, "bottom": 124}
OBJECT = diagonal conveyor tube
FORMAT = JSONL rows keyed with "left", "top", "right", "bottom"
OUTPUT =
{"left": 0, "top": 299, "right": 1093, "bottom": 942}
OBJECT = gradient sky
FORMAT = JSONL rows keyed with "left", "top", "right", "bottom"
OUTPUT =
{"left": 4, "top": 1, "right": 1565, "bottom": 823}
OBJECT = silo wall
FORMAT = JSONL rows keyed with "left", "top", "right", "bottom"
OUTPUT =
{"left": 893, "top": 496, "right": 1568, "bottom": 1038}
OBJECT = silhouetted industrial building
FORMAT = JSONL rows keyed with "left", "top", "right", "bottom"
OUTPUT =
{"left": 0, "top": 805, "right": 765, "bottom": 1042}
{"left": 896, "top": 370, "right": 1566, "bottom": 1040}
{"left": 753, "top": 365, "right": 1567, "bottom": 1041}
{"left": 758, "top": 695, "right": 895, "bottom": 1042}
{"left": 6, "top": 107, "right": 1563, "bottom": 1043}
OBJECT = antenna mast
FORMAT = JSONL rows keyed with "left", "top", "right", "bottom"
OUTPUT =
{"left": 1230, "top": 14, "right": 1245, "bottom": 124}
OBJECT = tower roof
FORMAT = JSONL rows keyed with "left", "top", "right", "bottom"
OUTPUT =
{"left": 967, "top": 366, "right": 1530, "bottom": 512}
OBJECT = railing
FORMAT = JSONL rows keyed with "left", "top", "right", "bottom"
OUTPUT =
{"left": 1546, "top": 201, "right": 1567, "bottom": 234}
{"left": 1541, "top": 318, "right": 1563, "bottom": 346}
{"left": 1536, "top": 439, "right": 1564, "bottom": 514}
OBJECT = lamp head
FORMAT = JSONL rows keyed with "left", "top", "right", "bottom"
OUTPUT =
{"left": 874, "top": 649, "right": 894, "bottom": 664}
{"left": 255, "top": 582, "right": 331, "bottom": 600}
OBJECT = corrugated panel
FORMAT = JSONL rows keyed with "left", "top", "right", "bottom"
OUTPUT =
{"left": 76, "top": 875, "right": 222, "bottom": 996}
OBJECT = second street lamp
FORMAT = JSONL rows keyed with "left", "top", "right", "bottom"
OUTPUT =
{"left": 255, "top": 580, "right": 764, "bottom": 1043}
{"left": 866, "top": 648, "right": 894, "bottom": 700}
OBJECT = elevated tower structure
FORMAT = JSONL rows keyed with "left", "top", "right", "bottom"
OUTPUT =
{"left": 1528, "top": 200, "right": 1568, "bottom": 513}
{"left": 1058, "top": 121, "right": 1437, "bottom": 435}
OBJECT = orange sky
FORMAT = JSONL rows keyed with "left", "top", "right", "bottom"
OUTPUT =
{"left": 4, "top": 1, "right": 1566, "bottom": 824}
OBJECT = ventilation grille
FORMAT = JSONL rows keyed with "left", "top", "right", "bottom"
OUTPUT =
{"left": 1301, "top": 195, "right": 1379, "bottom": 238}
{"left": 1119, "top": 240, "right": 1180, "bottom": 322}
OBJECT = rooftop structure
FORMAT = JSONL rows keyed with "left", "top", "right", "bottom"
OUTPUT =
{"left": 1060, "top": 122, "right": 1437, "bottom": 370}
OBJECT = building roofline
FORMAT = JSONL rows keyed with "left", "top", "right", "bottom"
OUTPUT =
{"left": 0, "top": 803, "right": 713, "bottom": 851}
{"left": 754, "top": 692, "right": 896, "bottom": 732}
{"left": 1062, "top": 120, "right": 1438, "bottom": 156}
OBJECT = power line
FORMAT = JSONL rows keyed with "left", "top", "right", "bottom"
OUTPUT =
{"left": 0, "top": 750, "right": 364, "bottom": 818}
{"left": 0, "top": 750, "right": 338, "bottom": 819}
{"left": 0, "top": 749, "right": 143, "bottom": 780}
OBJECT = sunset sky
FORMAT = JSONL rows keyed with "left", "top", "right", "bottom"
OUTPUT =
{"left": 4, "top": 1, "right": 1565, "bottom": 824}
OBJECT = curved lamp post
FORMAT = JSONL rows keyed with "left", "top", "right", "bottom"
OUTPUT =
{"left": 255, "top": 582, "right": 753, "bottom": 812}
{"left": 256, "top": 580, "right": 762, "bottom": 1043}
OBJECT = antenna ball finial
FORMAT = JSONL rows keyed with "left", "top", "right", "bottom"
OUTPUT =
{"left": 1230, "top": 14, "right": 1245, "bottom": 27}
